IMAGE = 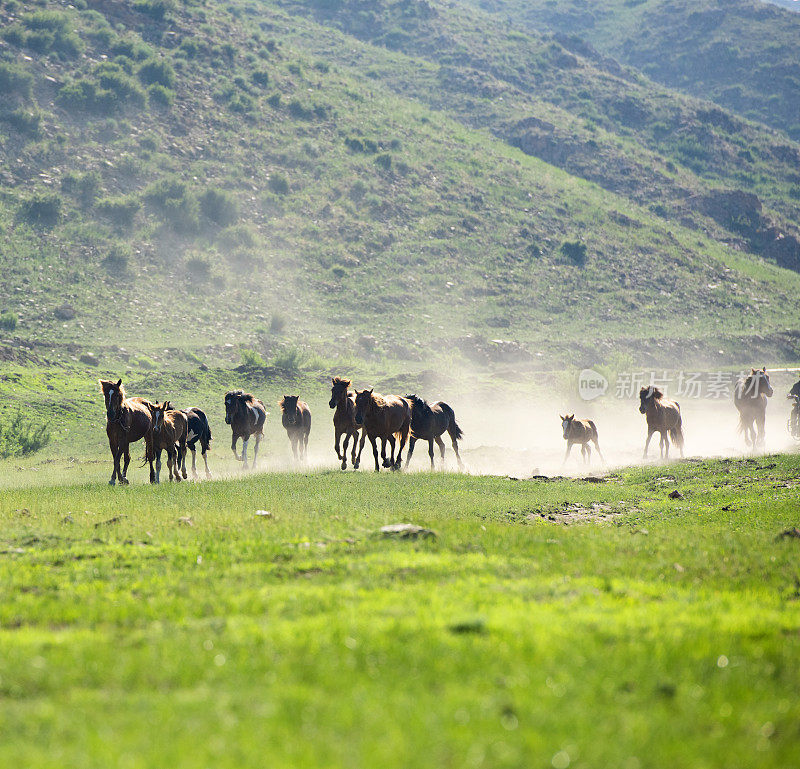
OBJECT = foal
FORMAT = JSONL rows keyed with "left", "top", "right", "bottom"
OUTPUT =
{"left": 224, "top": 390, "right": 267, "bottom": 469}
{"left": 405, "top": 394, "right": 464, "bottom": 470}
{"left": 99, "top": 378, "right": 155, "bottom": 485}
{"left": 280, "top": 395, "right": 311, "bottom": 462}
{"left": 560, "top": 414, "right": 604, "bottom": 465}
{"left": 147, "top": 401, "right": 188, "bottom": 482}
{"left": 329, "top": 376, "right": 360, "bottom": 470}
{"left": 639, "top": 386, "right": 684, "bottom": 459}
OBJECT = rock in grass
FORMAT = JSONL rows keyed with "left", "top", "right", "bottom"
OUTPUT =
{"left": 448, "top": 617, "right": 486, "bottom": 635}
{"left": 178, "top": 516, "right": 194, "bottom": 526}
{"left": 668, "top": 490, "right": 684, "bottom": 499}
{"left": 255, "top": 510, "right": 272, "bottom": 518}
{"left": 380, "top": 523, "right": 436, "bottom": 540}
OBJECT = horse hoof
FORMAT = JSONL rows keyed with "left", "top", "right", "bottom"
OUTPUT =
{"left": 341, "top": 461, "right": 347, "bottom": 470}
{"left": 108, "top": 479, "right": 116, "bottom": 486}
{"left": 206, "top": 473, "right": 212, "bottom": 480}
{"left": 120, "top": 478, "right": 129, "bottom": 485}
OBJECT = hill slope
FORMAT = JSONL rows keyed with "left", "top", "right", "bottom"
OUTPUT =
{"left": 1, "top": 0, "right": 799, "bottom": 377}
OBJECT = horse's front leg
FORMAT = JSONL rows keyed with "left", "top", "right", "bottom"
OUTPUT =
{"left": 189, "top": 445, "right": 198, "bottom": 479}
{"left": 405, "top": 436, "right": 417, "bottom": 468}
{"left": 252, "top": 434, "right": 262, "bottom": 469}
{"left": 643, "top": 430, "right": 655, "bottom": 459}
{"left": 108, "top": 440, "right": 121, "bottom": 485}
{"left": 202, "top": 448, "right": 212, "bottom": 479}
{"left": 231, "top": 433, "right": 242, "bottom": 462}
{"left": 756, "top": 413, "right": 766, "bottom": 449}
{"left": 291, "top": 434, "right": 299, "bottom": 462}
{"left": 383, "top": 436, "right": 396, "bottom": 468}
{"left": 395, "top": 431, "right": 408, "bottom": 469}
{"left": 428, "top": 439, "right": 435, "bottom": 469}
{"left": 334, "top": 428, "right": 343, "bottom": 461}
{"left": 341, "top": 432, "right": 350, "bottom": 470}
{"left": 583, "top": 443, "right": 591, "bottom": 464}
{"left": 120, "top": 444, "right": 131, "bottom": 484}
{"left": 370, "top": 435, "right": 381, "bottom": 472}
{"left": 154, "top": 449, "right": 162, "bottom": 484}
{"left": 562, "top": 442, "right": 573, "bottom": 466}
{"left": 354, "top": 432, "right": 366, "bottom": 470}
{"left": 241, "top": 437, "right": 250, "bottom": 470}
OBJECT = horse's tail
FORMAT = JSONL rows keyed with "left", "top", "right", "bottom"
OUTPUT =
{"left": 670, "top": 413, "right": 684, "bottom": 451}
{"left": 441, "top": 403, "right": 464, "bottom": 440}
{"left": 587, "top": 420, "right": 599, "bottom": 442}
{"left": 197, "top": 408, "right": 212, "bottom": 451}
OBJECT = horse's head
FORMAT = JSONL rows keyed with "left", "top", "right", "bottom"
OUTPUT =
{"left": 353, "top": 388, "right": 373, "bottom": 426}
{"left": 224, "top": 391, "right": 241, "bottom": 425}
{"left": 100, "top": 378, "right": 124, "bottom": 422}
{"left": 330, "top": 377, "right": 350, "bottom": 409}
{"left": 747, "top": 367, "right": 773, "bottom": 399}
{"left": 639, "top": 386, "right": 661, "bottom": 414}
{"left": 281, "top": 395, "right": 300, "bottom": 424}
{"left": 560, "top": 414, "right": 574, "bottom": 440}
{"left": 149, "top": 401, "right": 169, "bottom": 434}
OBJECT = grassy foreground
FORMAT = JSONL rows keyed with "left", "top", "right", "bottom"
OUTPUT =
{"left": 1, "top": 456, "right": 799, "bottom": 768}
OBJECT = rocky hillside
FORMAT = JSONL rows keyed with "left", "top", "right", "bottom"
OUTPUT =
{"left": 1, "top": 0, "right": 799, "bottom": 375}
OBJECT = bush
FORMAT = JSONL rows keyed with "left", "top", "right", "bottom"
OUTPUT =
{"left": 375, "top": 153, "right": 392, "bottom": 171}
{"left": 251, "top": 69, "right": 269, "bottom": 87}
{"left": 96, "top": 195, "right": 140, "bottom": 229}
{"left": 144, "top": 177, "right": 199, "bottom": 234}
{"left": 199, "top": 188, "right": 238, "bottom": 227}
{"left": 16, "top": 11, "right": 83, "bottom": 58}
{"left": 0, "top": 62, "right": 33, "bottom": 101}
{"left": 240, "top": 348, "right": 267, "bottom": 368}
{"left": 559, "top": 240, "right": 587, "bottom": 266}
{"left": 137, "top": 58, "right": 175, "bottom": 88}
{"left": 0, "top": 411, "right": 51, "bottom": 458}
{"left": 96, "top": 63, "right": 146, "bottom": 107}
{"left": 268, "top": 172, "right": 289, "bottom": 195}
{"left": 110, "top": 36, "right": 153, "bottom": 61}
{"left": 217, "top": 223, "right": 259, "bottom": 251}
{"left": 270, "top": 346, "right": 306, "bottom": 374}
{"left": 0, "top": 108, "right": 42, "bottom": 136}
{"left": 132, "top": 0, "right": 176, "bottom": 21}
{"left": 0, "top": 311, "right": 18, "bottom": 331}
{"left": 185, "top": 255, "right": 210, "bottom": 280}
{"left": 147, "top": 83, "right": 174, "bottom": 107}
{"left": 102, "top": 243, "right": 130, "bottom": 271}
{"left": 17, "top": 193, "right": 62, "bottom": 229}
{"left": 269, "top": 312, "right": 286, "bottom": 334}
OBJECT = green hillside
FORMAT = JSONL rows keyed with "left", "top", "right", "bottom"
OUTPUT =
{"left": 464, "top": 0, "right": 800, "bottom": 139}
{"left": 1, "top": 0, "right": 799, "bottom": 378}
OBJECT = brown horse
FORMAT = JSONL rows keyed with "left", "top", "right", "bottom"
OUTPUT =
{"left": 224, "top": 390, "right": 267, "bottom": 469}
{"left": 734, "top": 367, "right": 773, "bottom": 449}
{"left": 99, "top": 378, "right": 155, "bottom": 485}
{"left": 639, "top": 386, "right": 684, "bottom": 459}
{"left": 329, "top": 376, "right": 360, "bottom": 470}
{"left": 280, "top": 395, "right": 311, "bottom": 462}
{"left": 560, "top": 414, "right": 604, "bottom": 465}
{"left": 404, "top": 394, "right": 464, "bottom": 470}
{"left": 353, "top": 389, "right": 411, "bottom": 471}
{"left": 147, "top": 401, "right": 188, "bottom": 482}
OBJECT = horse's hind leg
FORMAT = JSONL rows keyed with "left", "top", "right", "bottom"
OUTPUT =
{"left": 562, "top": 442, "right": 573, "bottom": 466}
{"left": 582, "top": 443, "right": 590, "bottom": 464}
{"left": 643, "top": 430, "right": 655, "bottom": 459}
{"left": 109, "top": 443, "right": 121, "bottom": 485}
{"left": 449, "top": 432, "right": 464, "bottom": 469}
{"left": 661, "top": 432, "right": 670, "bottom": 460}
{"left": 382, "top": 436, "right": 395, "bottom": 468}
{"left": 252, "top": 434, "right": 262, "bottom": 469}
{"left": 202, "top": 447, "right": 212, "bottom": 479}
{"left": 593, "top": 438, "right": 606, "bottom": 465}
{"left": 189, "top": 444, "right": 198, "bottom": 478}
{"left": 341, "top": 433, "right": 350, "bottom": 470}
{"left": 756, "top": 413, "right": 766, "bottom": 449}
{"left": 354, "top": 433, "right": 366, "bottom": 470}
{"left": 179, "top": 439, "right": 188, "bottom": 479}
{"left": 428, "top": 439, "right": 435, "bottom": 469}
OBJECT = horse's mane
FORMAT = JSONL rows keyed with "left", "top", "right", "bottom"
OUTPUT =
{"left": 332, "top": 376, "right": 351, "bottom": 387}
{"left": 640, "top": 386, "right": 664, "bottom": 399}
{"left": 366, "top": 391, "right": 387, "bottom": 408}
{"left": 405, "top": 393, "right": 426, "bottom": 409}
{"left": 228, "top": 389, "right": 257, "bottom": 404}
{"left": 279, "top": 396, "right": 298, "bottom": 412}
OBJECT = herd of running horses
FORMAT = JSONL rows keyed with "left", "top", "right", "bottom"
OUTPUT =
{"left": 98, "top": 367, "right": 783, "bottom": 485}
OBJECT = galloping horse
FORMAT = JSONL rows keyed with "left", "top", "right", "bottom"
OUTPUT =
{"left": 560, "top": 414, "right": 604, "bottom": 465}
{"left": 280, "top": 395, "right": 311, "bottom": 462}
{"left": 329, "top": 377, "right": 361, "bottom": 470}
{"left": 99, "top": 378, "right": 155, "bottom": 485}
{"left": 147, "top": 401, "right": 188, "bottom": 483}
{"left": 224, "top": 390, "right": 267, "bottom": 470}
{"left": 183, "top": 407, "right": 213, "bottom": 479}
{"left": 353, "top": 389, "right": 411, "bottom": 471}
{"left": 639, "top": 386, "right": 684, "bottom": 459}
{"left": 404, "top": 394, "right": 464, "bottom": 470}
{"left": 733, "top": 367, "right": 773, "bottom": 449}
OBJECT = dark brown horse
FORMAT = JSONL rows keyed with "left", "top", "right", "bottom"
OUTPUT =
{"left": 280, "top": 395, "right": 311, "bottom": 462}
{"left": 734, "top": 367, "right": 773, "bottom": 449}
{"left": 560, "top": 414, "right": 604, "bottom": 465}
{"left": 404, "top": 394, "right": 464, "bottom": 470}
{"left": 224, "top": 390, "right": 267, "bottom": 470}
{"left": 329, "top": 376, "right": 360, "bottom": 470}
{"left": 99, "top": 378, "right": 155, "bottom": 485}
{"left": 639, "top": 386, "right": 684, "bottom": 459}
{"left": 147, "top": 401, "right": 188, "bottom": 482}
{"left": 353, "top": 389, "right": 411, "bottom": 471}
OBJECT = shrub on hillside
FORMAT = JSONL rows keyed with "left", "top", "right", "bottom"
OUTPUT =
{"left": 0, "top": 411, "right": 51, "bottom": 458}
{"left": 132, "top": 0, "right": 176, "bottom": 21}
{"left": 0, "top": 63, "right": 34, "bottom": 101}
{"left": 559, "top": 240, "right": 587, "bottom": 266}
{"left": 146, "top": 83, "right": 174, "bottom": 107}
{"left": 96, "top": 195, "right": 140, "bottom": 230}
{"left": 144, "top": 177, "right": 199, "bottom": 234}
{"left": 267, "top": 173, "right": 289, "bottom": 196}
{"left": 185, "top": 255, "right": 210, "bottom": 280}
{"left": 251, "top": 69, "right": 269, "bottom": 87}
{"left": 0, "top": 108, "right": 42, "bottom": 136}
{"left": 137, "top": 58, "right": 175, "bottom": 88}
{"left": 17, "top": 193, "right": 62, "bottom": 229}
{"left": 95, "top": 63, "right": 146, "bottom": 108}
{"left": 5, "top": 11, "right": 85, "bottom": 58}
{"left": 217, "top": 223, "right": 260, "bottom": 251}
{"left": 199, "top": 188, "right": 238, "bottom": 227}
{"left": 110, "top": 36, "right": 153, "bottom": 61}
{"left": 102, "top": 243, "right": 131, "bottom": 272}
{"left": 0, "top": 311, "right": 18, "bottom": 331}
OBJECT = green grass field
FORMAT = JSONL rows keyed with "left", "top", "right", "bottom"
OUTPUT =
{"left": 1, "top": 455, "right": 799, "bottom": 768}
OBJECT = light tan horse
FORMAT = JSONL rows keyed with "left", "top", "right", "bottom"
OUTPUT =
{"left": 329, "top": 377, "right": 360, "bottom": 470}
{"left": 733, "top": 367, "right": 773, "bottom": 449}
{"left": 639, "top": 386, "right": 684, "bottom": 459}
{"left": 353, "top": 389, "right": 411, "bottom": 471}
{"left": 560, "top": 414, "right": 604, "bottom": 465}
